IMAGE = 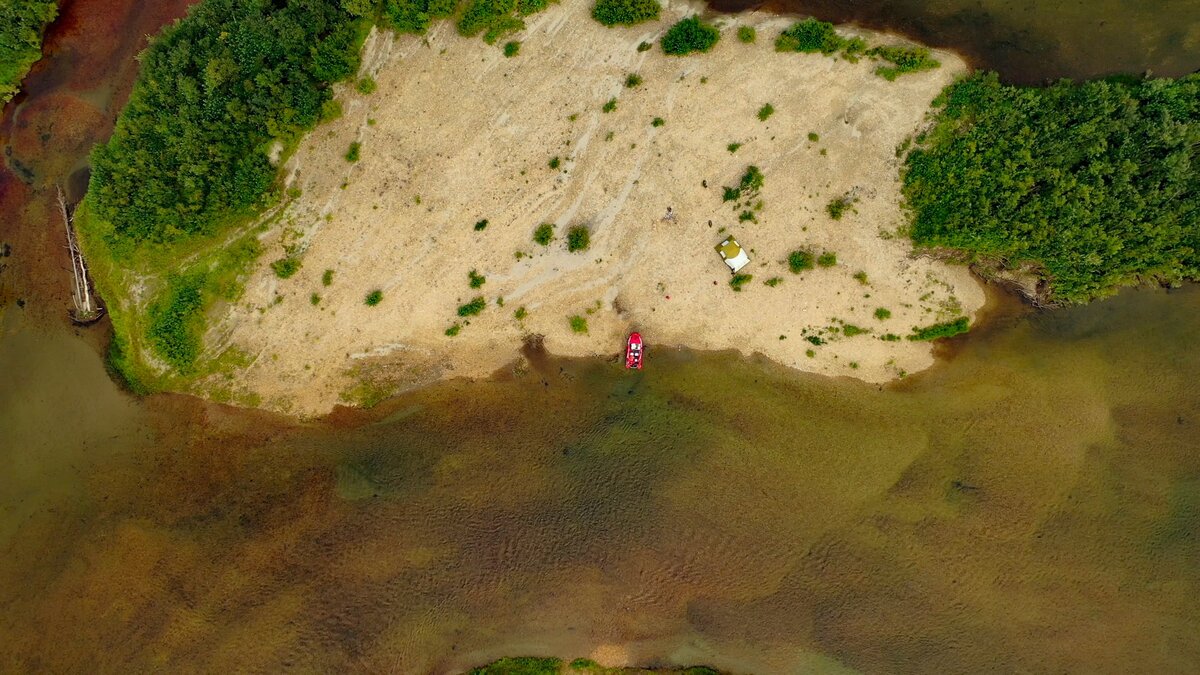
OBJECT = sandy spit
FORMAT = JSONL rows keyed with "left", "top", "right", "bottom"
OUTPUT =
{"left": 211, "top": 0, "right": 985, "bottom": 416}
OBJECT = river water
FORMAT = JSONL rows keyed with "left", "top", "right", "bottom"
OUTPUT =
{"left": 1, "top": 1, "right": 1197, "bottom": 672}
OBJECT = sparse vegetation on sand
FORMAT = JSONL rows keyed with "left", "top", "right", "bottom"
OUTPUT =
{"left": 457, "top": 296, "right": 487, "bottom": 316}
{"left": 908, "top": 316, "right": 969, "bottom": 341}
{"left": 738, "top": 26, "right": 756, "bottom": 44}
{"left": 567, "top": 226, "right": 591, "bottom": 252}
{"left": 775, "top": 19, "right": 938, "bottom": 78}
{"left": 468, "top": 269, "right": 486, "bottom": 288}
{"left": 788, "top": 250, "right": 814, "bottom": 273}
{"left": 569, "top": 315, "right": 589, "bottom": 333}
{"left": 817, "top": 252, "right": 837, "bottom": 267}
{"left": 827, "top": 193, "right": 856, "bottom": 219}
{"left": 729, "top": 273, "right": 753, "bottom": 291}
{"left": 364, "top": 289, "right": 384, "bottom": 306}
{"left": 533, "top": 223, "right": 555, "bottom": 245}
{"left": 757, "top": 103, "right": 775, "bottom": 121}
{"left": 271, "top": 257, "right": 301, "bottom": 279}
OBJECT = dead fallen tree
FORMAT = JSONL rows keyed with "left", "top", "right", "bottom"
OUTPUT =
{"left": 58, "top": 187, "right": 103, "bottom": 325}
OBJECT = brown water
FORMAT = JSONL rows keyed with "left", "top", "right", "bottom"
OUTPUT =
{"left": 1, "top": 1, "right": 1199, "bottom": 673}
{"left": 712, "top": 0, "right": 1200, "bottom": 84}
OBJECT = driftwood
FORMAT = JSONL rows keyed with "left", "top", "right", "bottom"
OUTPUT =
{"left": 58, "top": 187, "right": 103, "bottom": 325}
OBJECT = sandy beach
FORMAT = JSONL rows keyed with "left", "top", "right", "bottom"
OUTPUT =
{"left": 211, "top": 1, "right": 985, "bottom": 415}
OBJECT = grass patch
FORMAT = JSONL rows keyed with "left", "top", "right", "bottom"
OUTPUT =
{"left": 625, "top": 73, "right": 643, "bottom": 87}
{"left": 569, "top": 315, "right": 588, "bottom": 333}
{"left": 514, "top": 306, "right": 527, "bottom": 320}
{"left": 457, "top": 296, "right": 487, "bottom": 316}
{"left": 757, "top": 103, "right": 775, "bottom": 121}
{"left": 271, "top": 257, "right": 301, "bottom": 279}
{"left": 346, "top": 142, "right": 361, "bottom": 162}
{"left": 661, "top": 16, "right": 720, "bottom": 55}
{"left": 870, "top": 45, "right": 939, "bottom": 80}
{"left": 737, "top": 26, "right": 756, "bottom": 43}
{"left": 549, "top": 156, "right": 561, "bottom": 169}
{"left": 874, "top": 307, "right": 892, "bottom": 320}
{"left": 364, "top": 289, "right": 383, "bottom": 306}
{"left": 842, "top": 324, "right": 868, "bottom": 337}
{"left": 322, "top": 269, "right": 335, "bottom": 286}
{"left": 445, "top": 323, "right": 461, "bottom": 336}
{"left": 727, "top": 142, "right": 741, "bottom": 153}
{"left": 788, "top": 249, "right": 814, "bottom": 273}
{"left": 533, "top": 222, "right": 555, "bottom": 245}
{"left": 592, "top": 0, "right": 660, "bottom": 27}
{"left": 356, "top": 76, "right": 377, "bottom": 94}
{"left": 729, "top": 273, "right": 753, "bottom": 291}
{"left": 468, "top": 269, "right": 486, "bottom": 288}
{"left": 817, "top": 251, "right": 837, "bottom": 267}
{"left": 651, "top": 117, "right": 665, "bottom": 127}
{"left": 826, "top": 193, "right": 856, "bottom": 219}
{"left": 474, "top": 218, "right": 489, "bottom": 231}
{"left": 775, "top": 18, "right": 866, "bottom": 59}
{"left": 808, "top": 131, "right": 819, "bottom": 142}
{"left": 909, "top": 316, "right": 970, "bottom": 340}
{"left": 310, "top": 293, "right": 321, "bottom": 305}
{"left": 567, "top": 225, "right": 590, "bottom": 252}
{"left": 503, "top": 40, "right": 520, "bottom": 57}
{"left": 723, "top": 165, "right": 764, "bottom": 204}
{"left": 853, "top": 270, "right": 869, "bottom": 284}
{"left": 602, "top": 97, "right": 617, "bottom": 113}
{"left": 764, "top": 276, "right": 783, "bottom": 287}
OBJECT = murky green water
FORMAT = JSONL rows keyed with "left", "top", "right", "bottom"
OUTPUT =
{"left": 1, "top": 0, "right": 1199, "bottom": 672}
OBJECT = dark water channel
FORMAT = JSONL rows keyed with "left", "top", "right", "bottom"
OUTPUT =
{"left": 1, "top": 0, "right": 1198, "bottom": 672}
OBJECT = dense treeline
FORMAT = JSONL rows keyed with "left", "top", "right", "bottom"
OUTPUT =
{"left": 0, "top": 0, "right": 58, "bottom": 102}
{"left": 904, "top": 73, "right": 1200, "bottom": 304}
{"left": 88, "top": 0, "right": 372, "bottom": 251}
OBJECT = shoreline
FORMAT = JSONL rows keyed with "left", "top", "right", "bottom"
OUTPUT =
{"left": 202, "top": 3, "right": 986, "bottom": 416}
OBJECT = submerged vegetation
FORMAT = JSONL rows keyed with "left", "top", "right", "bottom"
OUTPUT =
{"left": 0, "top": 0, "right": 58, "bottom": 102}
{"left": 904, "top": 72, "right": 1200, "bottom": 304}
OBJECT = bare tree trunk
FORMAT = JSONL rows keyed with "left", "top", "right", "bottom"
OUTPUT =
{"left": 58, "top": 187, "right": 103, "bottom": 324}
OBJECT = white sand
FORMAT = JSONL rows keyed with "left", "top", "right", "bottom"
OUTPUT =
{"left": 210, "top": 1, "right": 985, "bottom": 416}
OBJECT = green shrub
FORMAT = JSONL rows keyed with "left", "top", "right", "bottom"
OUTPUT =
{"left": 365, "top": 289, "right": 384, "bottom": 306}
{"left": 757, "top": 103, "right": 774, "bottom": 121}
{"left": 602, "top": 97, "right": 617, "bottom": 113}
{"left": 320, "top": 98, "right": 344, "bottom": 123}
{"left": 723, "top": 165, "right": 764, "bottom": 203}
{"left": 874, "top": 307, "right": 891, "bottom": 320}
{"left": 474, "top": 218, "right": 489, "bottom": 231}
{"left": 817, "top": 252, "right": 837, "bottom": 267}
{"left": 592, "top": 0, "right": 660, "bottom": 27}
{"left": 310, "top": 293, "right": 321, "bottom": 305}
{"left": 869, "top": 45, "right": 939, "bottom": 80}
{"left": 661, "top": 16, "right": 720, "bottom": 56}
{"left": 468, "top": 269, "right": 486, "bottom": 288}
{"left": 651, "top": 117, "right": 664, "bottom": 127}
{"left": 458, "top": 0, "right": 527, "bottom": 43}
{"left": 729, "top": 273, "right": 753, "bottom": 291}
{"left": 567, "top": 225, "right": 590, "bottom": 252}
{"left": 356, "top": 76, "right": 377, "bottom": 94}
{"left": 805, "top": 335, "right": 825, "bottom": 346}
{"left": 322, "top": 269, "right": 335, "bottom": 286}
{"left": 503, "top": 40, "right": 520, "bottom": 57}
{"left": 569, "top": 315, "right": 588, "bottom": 333}
{"left": 776, "top": 18, "right": 843, "bottom": 54}
{"left": 514, "top": 306, "right": 528, "bottom": 320}
{"left": 548, "top": 156, "right": 560, "bottom": 169}
{"left": 0, "top": 0, "right": 57, "bottom": 103}
{"left": 808, "top": 132, "right": 819, "bottom": 142}
{"left": 727, "top": 142, "right": 741, "bottom": 153}
{"left": 881, "top": 333, "right": 901, "bottom": 341}
{"left": 625, "top": 73, "right": 643, "bottom": 87}
{"left": 764, "top": 276, "right": 782, "bottom": 287}
{"left": 445, "top": 323, "right": 461, "bottom": 336}
{"left": 384, "top": 0, "right": 461, "bottom": 34}
{"left": 904, "top": 72, "right": 1200, "bottom": 303}
{"left": 842, "top": 324, "right": 867, "bottom": 337}
{"left": 908, "top": 316, "right": 970, "bottom": 341}
{"left": 853, "top": 270, "right": 868, "bottom": 284}
{"left": 346, "top": 142, "right": 362, "bottom": 162}
{"left": 146, "top": 272, "right": 207, "bottom": 372}
{"left": 533, "top": 222, "right": 555, "bottom": 245}
{"left": 637, "top": 40, "right": 653, "bottom": 52}
{"left": 738, "top": 210, "right": 755, "bottom": 222}
{"left": 457, "top": 296, "right": 487, "bottom": 316}
{"left": 737, "top": 26, "right": 756, "bottom": 43}
{"left": 788, "top": 249, "right": 814, "bottom": 273}
{"left": 271, "top": 257, "right": 301, "bottom": 279}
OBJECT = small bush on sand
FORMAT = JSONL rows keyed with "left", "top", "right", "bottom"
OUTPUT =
{"left": 757, "top": 103, "right": 774, "bottom": 121}
{"left": 817, "top": 251, "right": 837, "bottom": 267}
{"left": 788, "top": 249, "right": 814, "bottom": 273}
{"left": 602, "top": 97, "right": 617, "bottom": 113}
{"left": 776, "top": 18, "right": 845, "bottom": 54}
{"left": 271, "top": 257, "right": 301, "bottom": 279}
{"left": 365, "top": 289, "right": 383, "bottom": 306}
{"left": 457, "top": 296, "right": 487, "bottom": 317}
{"left": 474, "top": 218, "right": 489, "bottom": 231}
{"left": 503, "top": 40, "right": 520, "bottom": 57}
{"left": 874, "top": 307, "right": 892, "bottom": 320}
{"left": 729, "top": 273, "right": 753, "bottom": 291}
{"left": 533, "top": 223, "right": 555, "bottom": 245}
{"left": 569, "top": 315, "right": 588, "bottom": 333}
{"left": 345, "top": 142, "right": 361, "bottom": 162}
{"left": 548, "top": 156, "right": 561, "bottom": 169}
{"left": 661, "top": 16, "right": 720, "bottom": 55}
{"left": 843, "top": 324, "right": 867, "bottom": 337}
{"left": 764, "top": 276, "right": 782, "bottom": 287}
{"left": 445, "top": 323, "right": 461, "bottom": 336}
{"left": 322, "top": 269, "right": 334, "bottom": 286}
{"left": 651, "top": 117, "right": 664, "bottom": 127}
{"left": 908, "top": 317, "right": 969, "bottom": 341}
{"left": 592, "top": 0, "right": 660, "bottom": 27}
{"left": 468, "top": 269, "right": 486, "bottom": 288}
{"left": 727, "top": 142, "right": 742, "bottom": 153}
{"left": 869, "top": 45, "right": 939, "bottom": 80}
{"left": 567, "top": 226, "right": 590, "bottom": 252}
{"left": 356, "top": 76, "right": 377, "bottom": 94}
{"left": 738, "top": 26, "right": 756, "bottom": 43}
{"left": 827, "top": 193, "right": 857, "bottom": 220}
{"left": 514, "top": 306, "right": 528, "bottom": 320}
{"left": 625, "top": 73, "right": 643, "bottom": 88}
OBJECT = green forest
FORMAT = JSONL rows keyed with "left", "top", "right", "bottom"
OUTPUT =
{"left": 904, "top": 73, "right": 1200, "bottom": 303}
{"left": 0, "top": 0, "right": 58, "bottom": 102}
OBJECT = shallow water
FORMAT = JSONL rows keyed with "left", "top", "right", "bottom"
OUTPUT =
{"left": 1, "top": 0, "right": 1199, "bottom": 672}
{"left": 713, "top": 0, "right": 1200, "bottom": 84}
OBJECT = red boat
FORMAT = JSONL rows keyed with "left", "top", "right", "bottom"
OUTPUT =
{"left": 625, "top": 332, "right": 644, "bottom": 369}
